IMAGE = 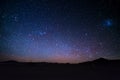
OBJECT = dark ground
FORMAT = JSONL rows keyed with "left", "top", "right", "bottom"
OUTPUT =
{"left": 0, "top": 58, "right": 120, "bottom": 80}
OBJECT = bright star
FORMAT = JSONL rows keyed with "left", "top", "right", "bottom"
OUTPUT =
{"left": 103, "top": 19, "right": 113, "bottom": 27}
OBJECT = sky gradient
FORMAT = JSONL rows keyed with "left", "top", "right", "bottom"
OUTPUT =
{"left": 0, "top": 0, "right": 120, "bottom": 63}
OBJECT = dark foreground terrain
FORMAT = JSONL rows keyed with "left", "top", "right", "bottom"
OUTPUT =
{"left": 0, "top": 58, "right": 120, "bottom": 80}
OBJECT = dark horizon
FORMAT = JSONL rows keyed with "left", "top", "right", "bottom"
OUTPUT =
{"left": 0, "top": 57, "right": 120, "bottom": 64}
{"left": 0, "top": 57, "right": 120, "bottom": 80}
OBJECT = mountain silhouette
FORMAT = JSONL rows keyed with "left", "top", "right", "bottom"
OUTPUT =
{"left": 0, "top": 58, "right": 120, "bottom": 80}
{"left": 93, "top": 58, "right": 108, "bottom": 61}
{"left": 0, "top": 58, "right": 109, "bottom": 64}
{"left": 1, "top": 60, "right": 18, "bottom": 63}
{"left": 90, "top": 58, "right": 109, "bottom": 64}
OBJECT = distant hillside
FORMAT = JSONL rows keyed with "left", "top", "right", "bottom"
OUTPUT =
{"left": 0, "top": 58, "right": 120, "bottom": 80}
{"left": 0, "top": 58, "right": 119, "bottom": 65}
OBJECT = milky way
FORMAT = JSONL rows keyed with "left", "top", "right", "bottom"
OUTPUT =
{"left": 0, "top": 0, "right": 120, "bottom": 63}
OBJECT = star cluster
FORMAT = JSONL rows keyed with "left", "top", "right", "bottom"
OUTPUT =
{"left": 0, "top": 0, "right": 120, "bottom": 63}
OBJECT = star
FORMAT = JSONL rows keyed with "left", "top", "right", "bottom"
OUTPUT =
{"left": 103, "top": 19, "right": 113, "bottom": 27}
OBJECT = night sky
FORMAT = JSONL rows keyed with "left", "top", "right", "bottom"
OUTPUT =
{"left": 0, "top": 0, "right": 120, "bottom": 63}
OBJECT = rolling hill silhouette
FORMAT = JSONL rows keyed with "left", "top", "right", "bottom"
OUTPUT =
{"left": 0, "top": 58, "right": 120, "bottom": 80}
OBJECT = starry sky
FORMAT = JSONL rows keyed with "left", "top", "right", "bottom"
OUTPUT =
{"left": 0, "top": 0, "right": 120, "bottom": 63}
